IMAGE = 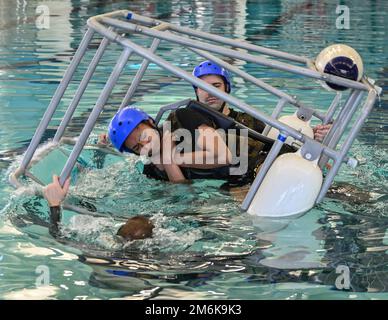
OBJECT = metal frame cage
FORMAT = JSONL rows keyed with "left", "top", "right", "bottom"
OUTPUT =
{"left": 9, "top": 10, "right": 382, "bottom": 215}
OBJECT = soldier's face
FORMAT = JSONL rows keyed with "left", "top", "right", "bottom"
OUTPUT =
{"left": 124, "top": 121, "right": 160, "bottom": 156}
{"left": 196, "top": 75, "right": 226, "bottom": 111}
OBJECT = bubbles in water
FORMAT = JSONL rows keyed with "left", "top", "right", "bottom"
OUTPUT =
{"left": 60, "top": 215, "right": 122, "bottom": 251}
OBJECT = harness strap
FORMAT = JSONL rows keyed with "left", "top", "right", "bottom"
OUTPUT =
{"left": 186, "top": 100, "right": 277, "bottom": 150}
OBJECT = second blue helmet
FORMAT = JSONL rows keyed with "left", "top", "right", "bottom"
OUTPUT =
{"left": 108, "top": 107, "right": 152, "bottom": 153}
{"left": 192, "top": 60, "right": 232, "bottom": 93}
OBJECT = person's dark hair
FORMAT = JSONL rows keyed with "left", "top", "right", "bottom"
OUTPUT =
{"left": 117, "top": 215, "right": 154, "bottom": 241}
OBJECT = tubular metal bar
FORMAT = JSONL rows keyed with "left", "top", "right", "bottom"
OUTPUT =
{"left": 119, "top": 38, "right": 162, "bottom": 110}
{"left": 62, "top": 203, "right": 129, "bottom": 220}
{"left": 316, "top": 91, "right": 377, "bottom": 203}
{"left": 120, "top": 38, "right": 304, "bottom": 140}
{"left": 189, "top": 47, "right": 298, "bottom": 106}
{"left": 262, "top": 98, "right": 288, "bottom": 136}
{"left": 189, "top": 46, "right": 327, "bottom": 123}
{"left": 62, "top": 203, "right": 110, "bottom": 218}
{"left": 18, "top": 28, "right": 95, "bottom": 172}
{"left": 9, "top": 142, "right": 59, "bottom": 187}
{"left": 124, "top": 10, "right": 309, "bottom": 64}
{"left": 87, "top": 19, "right": 305, "bottom": 143}
{"left": 88, "top": 10, "right": 128, "bottom": 21}
{"left": 98, "top": 17, "right": 368, "bottom": 91}
{"left": 9, "top": 9, "right": 379, "bottom": 217}
{"left": 119, "top": 23, "right": 169, "bottom": 109}
{"left": 167, "top": 23, "right": 310, "bottom": 64}
{"left": 362, "top": 77, "right": 383, "bottom": 97}
{"left": 241, "top": 134, "right": 287, "bottom": 211}
{"left": 109, "top": 10, "right": 309, "bottom": 64}
{"left": 309, "top": 108, "right": 326, "bottom": 122}
{"left": 154, "top": 98, "right": 192, "bottom": 125}
{"left": 59, "top": 48, "right": 133, "bottom": 186}
{"left": 54, "top": 35, "right": 111, "bottom": 142}
{"left": 318, "top": 90, "right": 363, "bottom": 168}
{"left": 24, "top": 171, "right": 45, "bottom": 186}
{"left": 10, "top": 141, "right": 63, "bottom": 188}
{"left": 321, "top": 90, "right": 358, "bottom": 147}
{"left": 323, "top": 92, "right": 342, "bottom": 125}
{"left": 122, "top": 10, "right": 160, "bottom": 27}
{"left": 325, "top": 91, "right": 364, "bottom": 150}
{"left": 318, "top": 90, "right": 358, "bottom": 168}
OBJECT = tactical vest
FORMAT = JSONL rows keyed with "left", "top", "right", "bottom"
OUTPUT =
{"left": 142, "top": 100, "right": 295, "bottom": 183}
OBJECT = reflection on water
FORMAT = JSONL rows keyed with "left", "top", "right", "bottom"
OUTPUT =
{"left": 315, "top": 211, "right": 388, "bottom": 292}
{"left": 2, "top": 141, "right": 387, "bottom": 298}
{"left": 0, "top": 0, "right": 387, "bottom": 299}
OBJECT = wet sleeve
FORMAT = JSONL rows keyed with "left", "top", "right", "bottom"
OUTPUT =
{"left": 49, "top": 206, "right": 62, "bottom": 237}
{"left": 142, "top": 163, "right": 169, "bottom": 181}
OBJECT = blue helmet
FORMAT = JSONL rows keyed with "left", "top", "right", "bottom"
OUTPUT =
{"left": 192, "top": 60, "right": 232, "bottom": 93}
{"left": 108, "top": 107, "right": 152, "bottom": 153}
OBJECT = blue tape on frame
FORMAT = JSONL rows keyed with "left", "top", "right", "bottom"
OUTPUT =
{"left": 126, "top": 12, "right": 133, "bottom": 20}
{"left": 106, "top": 269, "right": 134, "bottom": 277}
{"left": 277, "top": 134, "right": 287, "bottom": 142}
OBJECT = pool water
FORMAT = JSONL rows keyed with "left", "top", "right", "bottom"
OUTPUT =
{"left": 0, "top": 0, "right": 387, "bottom": 300}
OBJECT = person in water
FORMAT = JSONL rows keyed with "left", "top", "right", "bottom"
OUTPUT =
{"left": 97, "top": 62, "right": 268, "bottom": 184}
{"left": 106, "top": 104, "right": 242, "bottom": 183}
{"left": 43, "top": 175, "right": 154, "bottom": 240}
{"left": 191, "top": 60, "right": 335, "bottom": 188}
{"left": 191, "top": 60, "right": 332, "bottom": 143}
{"left": 98, "top": 60, "right": 333, "bottom": 186}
